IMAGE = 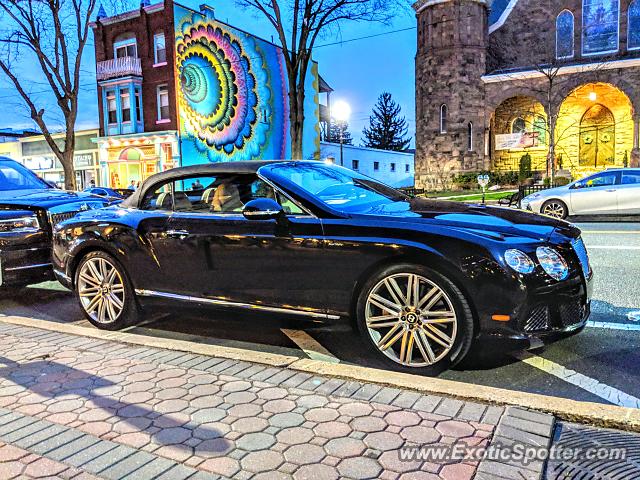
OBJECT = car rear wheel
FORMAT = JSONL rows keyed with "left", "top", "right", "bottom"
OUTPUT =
{"left": 74, "top": 251, "right": 138, "bottom": 330}
{"left": 355, "top": 264, "right": 474, "bottom": 375}
{"left": 541, "top": 199, "right": 568, "bottom": 219}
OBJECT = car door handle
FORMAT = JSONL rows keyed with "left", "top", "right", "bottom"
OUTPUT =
{"left": 166, "top": 229, "right": 189, "bottom": 238}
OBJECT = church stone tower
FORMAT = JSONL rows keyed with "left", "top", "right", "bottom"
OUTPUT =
{"left": 414, "top": 0, "right": 489, "bottom": 189}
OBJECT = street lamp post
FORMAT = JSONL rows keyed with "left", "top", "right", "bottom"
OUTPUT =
{"left": 332, "top": 100, "right": 351, "bottom": 167}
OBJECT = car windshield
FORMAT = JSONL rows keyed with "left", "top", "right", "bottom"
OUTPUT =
{"left": 0, "top": 161, "right": 49, "bottom": 191}
{"left": 266, "top": 163, "right": 410, "bottom": 215}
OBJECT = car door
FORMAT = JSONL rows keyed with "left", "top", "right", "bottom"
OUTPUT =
{"left": 161, "top": 173, "right": 328, "bottom": 314}
{"left": 617, "top": 170, "right": 640, "bottom": 214}
{"left": 569, "top": 171, "right": 620, "bottom": 215}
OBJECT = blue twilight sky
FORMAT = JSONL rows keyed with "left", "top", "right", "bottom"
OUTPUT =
{"left": 0, "top": 0, "right": 417, "bottom": 147}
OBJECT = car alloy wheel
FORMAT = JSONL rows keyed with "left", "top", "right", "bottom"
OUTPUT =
{"left": 542, "top": 201, "right": 566, "bottom": 219}
{"left": 364, "top": 273, "right": 458, "bottom": 367}
{"left": 77, "top": 256, "right": 126, "bottom": 325}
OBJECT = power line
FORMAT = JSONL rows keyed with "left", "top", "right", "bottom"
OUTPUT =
{"left": 315, "top": 26, "right": 416, "bottom": 49}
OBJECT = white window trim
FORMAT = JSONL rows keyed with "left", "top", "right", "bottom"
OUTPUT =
{"left": 153, "top": 32, "right": 167, "bottom": 66}
{"left": 467, "top": 122, "right": 474, "bottom": 151}
{"left": 556, "top": 10, "right": 575, "bottom": 59}
{"left": 157, "top": 84, "right": 169, "bottom": 122}
{"left": 629, "top": 0, "right": 640, "bottom": 50}
{"left": 581, "top": 0, "right": 620, "bottom": 57}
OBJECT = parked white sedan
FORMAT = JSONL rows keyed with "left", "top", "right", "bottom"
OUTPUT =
{"left": 522, "top": 169, "right": 640, "bottom": 219}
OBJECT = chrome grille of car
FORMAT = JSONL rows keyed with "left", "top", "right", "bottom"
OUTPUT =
{"left": 524, "top": 305, "right": 550, "bottom": 332}
{"left": 49, "top": 211, "right": 79, "bottom": 227}
{"left": 572, "top": 237, "right": 590, "bottom": 279}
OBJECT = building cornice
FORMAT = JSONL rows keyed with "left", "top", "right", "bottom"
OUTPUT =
{"left": 413, "top": 0, "right": 487, "bottom": 14}
{"left": 482, "top": 57, "right": 640, "bottom": 83}
{"left": 91, "top": 3, "right": 164, "bottom": 28}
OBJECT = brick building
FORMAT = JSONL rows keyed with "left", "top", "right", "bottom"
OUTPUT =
{"left": 414, "top": 0, "right": 640, "bottom": 189}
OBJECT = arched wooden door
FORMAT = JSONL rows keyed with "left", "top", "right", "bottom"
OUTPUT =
{"left": 579, "top": 104, "right": 615, "bottom": 167}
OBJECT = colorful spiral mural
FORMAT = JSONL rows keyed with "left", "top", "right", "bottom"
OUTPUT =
{"left": 174, "top": 4, "right": 319, "bottom": 165}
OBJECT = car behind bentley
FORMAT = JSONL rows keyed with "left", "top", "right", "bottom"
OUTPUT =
{"left": 52, "top": 161, "right": 593, "bottom": 374}
{"left": 0, "top": 157, "right": 111, "bottom": 288}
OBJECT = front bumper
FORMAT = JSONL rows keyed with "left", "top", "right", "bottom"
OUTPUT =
{"left": 0, "top": 241, "right": 53, "bottom": 287}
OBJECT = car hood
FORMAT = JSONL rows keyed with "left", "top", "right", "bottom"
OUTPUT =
{"left": 0, "top": 188, "right": 104, "bottom": 209}
{"left": 352, "top": 198, "right": 580, "bottom": 241}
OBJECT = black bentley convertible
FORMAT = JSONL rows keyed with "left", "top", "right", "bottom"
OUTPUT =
{"left": 52, "top": 161, "right": 593, "bottom": 374}
{"left": 0, "top": 157, "right": 111, "bottom": 288}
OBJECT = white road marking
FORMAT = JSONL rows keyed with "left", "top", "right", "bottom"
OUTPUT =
{"left": 580, "top": 231, "right": 640, "bottom": 234}
{"left": 280, "top": 328, "right": 340, "bottom": 363}
{"left": 587, "top": 320, "right": 640, "bottom": 331}
{"left": 513, "top": 351, "right": 640, "bottom": 408}
{"left": 586, "top": 246, "right": 640, "bottom": 250}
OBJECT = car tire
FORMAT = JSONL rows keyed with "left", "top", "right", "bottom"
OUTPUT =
{"left": 541, "top": 199, "right": 568, "bottom": 219}
{"left": 355, "top": 263, "right": 474, "bottom": 376}
{"left": 74, "top": 250, "right": 139, "bottom": 330}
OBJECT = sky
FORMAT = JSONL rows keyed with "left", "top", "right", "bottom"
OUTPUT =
{"left": 0, "top": 0, "right": 417, "bottom": 147}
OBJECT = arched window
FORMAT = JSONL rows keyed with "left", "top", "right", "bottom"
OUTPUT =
{"left": 440, "top": 104, "right": 448, "bottom": 134}
{"left": 511, "top": 117, "right": 527, "bottom": 134}
{"left": 556, "top": 10, "right": 575, "bottom": 58}
{"left": 629, "top": 0, "right": 640, "bottom": 50}
{"left": 533, "top": 115, "right": 547, "bottom": 145}
{"left": 582, "top": 0, "right": 620, "bottom": 56}
{"left": 467, "top": 122, "right": 474, "bottom": 151}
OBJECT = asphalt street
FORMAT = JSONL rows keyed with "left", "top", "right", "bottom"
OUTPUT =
{"left": 1, "top": 221, "right": 639, "bottom": 408}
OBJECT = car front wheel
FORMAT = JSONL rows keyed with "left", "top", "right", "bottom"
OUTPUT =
{"left": 74, "top": 250, "right": 139, "bottom": 330}
{"left": 541, "top": 199, "right": 568, "bottom": 219}
{"left": 355, "top": 264, "right": 474, "bottom": 375}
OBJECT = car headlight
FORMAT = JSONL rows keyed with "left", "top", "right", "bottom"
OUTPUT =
{"left": 504, "top": 249, "right": 535, "bottom": 274}
{"left": 526, "top": 193, "right": 541, "bottom": 201}
{"left": 536, "top": 246, "right": 569, "bottom": 281}
{"left": 0, "top": 215, "right": 40, "bottom": 233}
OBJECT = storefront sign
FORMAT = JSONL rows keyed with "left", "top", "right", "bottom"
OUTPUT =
{"left": 495, "top": 132, "right": 539, "bottom": 151}
{"left": 74, "top": 153, "right": 95, "bottom": 168}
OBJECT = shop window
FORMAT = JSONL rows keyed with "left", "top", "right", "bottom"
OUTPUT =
{"left": 405, "top": 164, "right": 410, "bottom": 173}
{"left": 440, "top": 104, "right": 448, "bottom": 133}
{"left": 106, "top": 91, "right": 117, "bottom": 125}
{"left": 114, "top": 33, "right": 137, "bottom": 58}
{"left": 582, "top": 0, "right": 619, "bottom": 56}
{"left": 135, "top": 89, "right": 142, "bottom": 124}
{"left": 390, "top": 163, "right": 396, "bottom": 172}
{"left": 533, "top": 115, "right": 547, "bottom": 145}
{"left": 629, "top": 0, "right": 640, "bottom": 49}
{"left": 374, "top": 161, "right": 379, "bottom": 171}
{"left": 352, "top": 159, "right": 359, "bottom": 171}
{"left": 121, "top": 91, "right": 131, "bottom": 122}
{"left": 556, "top": 10, "right": 575, "bottom": 58}
{"left": 157, "top": 85, "right": 170, "bottom": 121}
{"left": 154, "top": 32, "right": 166, "bottom": 64}
{"left": 467, "top": 122, "right": 474, "bottom": 151}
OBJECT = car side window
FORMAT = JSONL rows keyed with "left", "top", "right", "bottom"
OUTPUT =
{"left": 141, "top": 180, "right": 174, "bottom": 211}
{"left": 621, "top": 171, "right": 640, "bottom": 185}
{"left": 583, "top": 172, "right": 617, "bottom": 188}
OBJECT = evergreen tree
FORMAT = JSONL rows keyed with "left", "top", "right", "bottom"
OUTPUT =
{"left": 362, "top": 92, "right": 411, "bottom": 151}
{"left": 326, "top": 119, "right": 353, "bottom": 145}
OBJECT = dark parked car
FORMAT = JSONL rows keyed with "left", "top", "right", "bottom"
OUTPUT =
{"left": 0, "top": 157, "right": 112, "bottom": 288}
{"left": 52, "top": 161, "right": 593, "bottom": 374}
{"left": 83, "top": 187, "right": 131, "bottom": 202}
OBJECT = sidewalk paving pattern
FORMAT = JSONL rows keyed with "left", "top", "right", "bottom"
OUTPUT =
{"left": 0, "top": 321, "right": 545, "bottom": 479}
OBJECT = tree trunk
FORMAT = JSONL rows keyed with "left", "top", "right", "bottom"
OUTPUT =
{"left": 60, "top": 150, "right": 76, "bottom": 190}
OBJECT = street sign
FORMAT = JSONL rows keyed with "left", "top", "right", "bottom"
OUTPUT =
{"left": 477, "top": 174, "right": 490, "bottom": 205}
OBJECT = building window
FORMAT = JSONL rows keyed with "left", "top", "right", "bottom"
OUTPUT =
{"left": 121, "top": 91, "right": 131, "bottom": 123}
{"left": 352, "top": 159, "right": 359, "bottom": 170}
{"left": 440, "top": 104, "right": 448, "bottom": 133}
{"left": 467, "top": 122, "right": 474, "bottom": 151}
{"left": 135, "top": 89, "right": 142, "bottom": 123}
{"left": 533, "top": 115, "right": 547, "bottom": 145}
{"left": 556, "top": 10, "right": 575, "bottom": 58}
{"left": 106, "top": 91, "right": 117, "bottom": 125}
{"left": 582, "top": 0, "right": 619, "bottom": 56}
{"left": 629, "top": 0, "right": 640, "bottom": 49}
{"left": 374, "top": 161, "right": 379, "bottom": 171}
{"left": 114, "top": 33, "right": 137, "bottom": 58}
{"left": 405, "top": 164, "right": 410, "bottom": 173}
{"left": 154, "top": 32, "right": 167, "bottom": 64}
{"left": 157, "top": 85, "right": 170, "bottom": 121}
{"left": 390, "top": 163, "right": 396, "bottom": 172}
{"left": 511, "top": 117, "right": 527, "bottom": 134}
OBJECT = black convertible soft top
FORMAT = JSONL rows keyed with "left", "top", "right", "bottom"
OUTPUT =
{"left": 121, "top": 160, "right": 294, "bottom": 208}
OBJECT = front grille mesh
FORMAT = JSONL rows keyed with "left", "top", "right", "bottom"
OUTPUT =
{"left": 524, "top": 305, "right": 550, "bottom": 332}
{"left": 50, "top": 211, "right": 78, "bottom": 227}
{"left": 559, "top": 300, "right": 584, "bottom": 327}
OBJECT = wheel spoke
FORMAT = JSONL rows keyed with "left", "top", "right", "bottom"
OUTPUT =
{"left": 85, "top": 294, "right": 101, "bottom": 313}
{"left": 400, "top": 330, "right": 415, "bottom": 365}
{"left": 367, "top": 314, "right": 399, "bottom": 329}
{"left": 377, "top": 324, "right": 404, "bottom": 351}
{"left": 423, "top": 324, "right": 454, "bottom": 348}
{"left": 406, "top": 275, "right": 420, "bottom": 307}
{"left": 369, "top": 294, "right": 402, "bottom": 315}
{"left": 86, "top": 260, "right": 103, "bottom": 282}
{"left": 415, "top": 330, "right": 437, "bottom": 364}
{"left": 416, "top": 286, "right": 438, "bottom": 309}
{"left": 384, "top": 278, "right": 406, "bottom": 306}
{"left": 78, "top": 257, "right": 126, "bottom": 325}
{"left": 79, "top": 286, "right": 100, "bottom": 297}
{"left": 79, "top": 272, "right": 101, "bottom": 288}
{"left": 422, "top": 291, "right": 443, "bottom": 312}
{"left": 109, "top": 293, "right": 124, "bottom": 310}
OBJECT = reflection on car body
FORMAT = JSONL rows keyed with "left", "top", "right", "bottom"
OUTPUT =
{"left": 52, "top": 161, "right": 593, "bottom": 374}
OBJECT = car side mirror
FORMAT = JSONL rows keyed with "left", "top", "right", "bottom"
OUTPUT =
{"left": 242, "top": 198, "right": 285, "bottom": 221}
{"left": 571, "top": 182, "right": 583, "bottom": 189}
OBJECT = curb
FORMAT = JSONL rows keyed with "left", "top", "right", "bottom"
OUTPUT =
{"left": 2, "top": 314, "right": 640, "bottom": 433}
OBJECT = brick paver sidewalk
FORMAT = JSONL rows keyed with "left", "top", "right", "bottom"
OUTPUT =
{"left": 0, "top": 322, "right": 548, "bottom": 479}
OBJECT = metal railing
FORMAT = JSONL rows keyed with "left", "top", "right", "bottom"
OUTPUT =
{"left": 96, "top": 57, "right": 142, "bottom": 81}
